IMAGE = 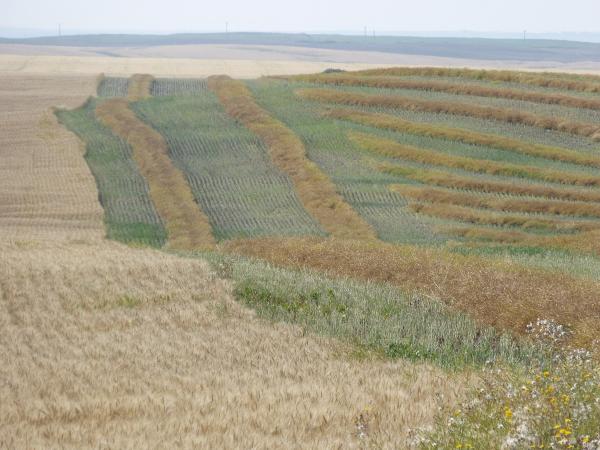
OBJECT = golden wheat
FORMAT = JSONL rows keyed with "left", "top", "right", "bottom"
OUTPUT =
{"left": 298, "top": 88, "right": 600, "bottom": 140}
{"left": 0, "top": 241, "right": 466, "bottom": 448}
{"left": 207, "top": 75, "right": 376, "bottom": 241}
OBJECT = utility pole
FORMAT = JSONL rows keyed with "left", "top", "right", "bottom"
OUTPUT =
{"left": 364, "top": 26, "right": 367, "bottom": 38}
{"left": 226, "top": 22, "right": 229, "bottom": 33}
{"left": 58, "top": 23, "right": 61, "bottom": 37}
{"left": 523, "top": 30, "right": 526, "bottom": 40}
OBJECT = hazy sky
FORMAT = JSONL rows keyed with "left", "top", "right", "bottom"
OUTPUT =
{"left": 3, "top": 0, "right": 600, "bottom": 34}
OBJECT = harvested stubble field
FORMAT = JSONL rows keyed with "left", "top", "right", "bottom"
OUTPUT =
{"left": 0, "top": 74, "right": 104, "bottom": 241}
{"left": 3, "top": 66, "right": 600, "bottom": 448}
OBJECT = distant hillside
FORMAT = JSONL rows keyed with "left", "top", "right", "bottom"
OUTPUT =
{"left": 2, "top": 32, "right": 600, "bottom": 62}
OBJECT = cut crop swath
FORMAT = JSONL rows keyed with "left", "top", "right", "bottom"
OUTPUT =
{"left": 56, "top": 98, "right": 166, "bottom": 247}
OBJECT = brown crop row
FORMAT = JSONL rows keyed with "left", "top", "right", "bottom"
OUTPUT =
{"left": 291, "top": 73, "right": 600, "bottom": 110}
{"left": 327, "top": 108, "right": 600, "bottom": 168}
{"left": 127, "top": 74, "right": 154, "bottom": 100}
{"left": 409, "top": 202, "right": 600, "bottom": 233}
{"left": 96, "top": 96, "right": 215, "bottom": 250}
{"left": 442, "top": 226, "right": 600, "bottom": 258}
{"left": 298, "top": 88, "right": 600, "bottom": 141}
{"left": 349, "top": 67, "right": 600, "bottom": 93}
{"left": 391, "top": 184, "right": 600, "bottom": 218}
{"left": 351, "top": 132, "right": 600, "bottom": 186}
{"left": 377, "top": 164, "right": 600, "bottom": 203}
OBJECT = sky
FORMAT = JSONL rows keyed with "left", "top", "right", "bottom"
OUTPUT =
{"left": 3, "top": 0, "right": 600, "bottom": 35}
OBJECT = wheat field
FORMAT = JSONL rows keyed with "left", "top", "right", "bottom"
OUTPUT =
{"left": 0, "top": 74, "right": 104, "bottom": 242}
{"left": 0, "top": 72, "right": 467, "bottom": 449}
{"left": 4, "top": 62, "right": 600, "bottom": 447}
{"left": 0, "top": 241, "right": 468, "bottom": 449}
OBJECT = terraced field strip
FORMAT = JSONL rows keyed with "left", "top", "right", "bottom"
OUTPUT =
{"left": 409, "top": 202, "right": 600, "bottom": 233}
{"left": 351, "top": 67, "right": 600, "bottom": 93}
{"left": 328, "top": 108, "right": 600, "bottom": 168}
{"left": 391, "top": 184, "right": 600, "bottom": 218}
{"left": 351, "top": 132, "right": 600, "bottom": 186}
{"left": 298, "top": 88, "right": 600, "bottom": 141}
{"left": 291, "top": 73, "right": 600, "bottom": 110}
{"left": 377, "top": 164, "right": 600, "bottom": 203}
{"left": 56, "top": 99, "right": 166, "bottom": 247}
{"left": 96, "top": 95, "right": 215, "bottom": 250}
{"left": 132, "top": 91, "right": 324, "bottom": 241}
{"left": 208, "top": 75, "right": 376, "bottom": 241}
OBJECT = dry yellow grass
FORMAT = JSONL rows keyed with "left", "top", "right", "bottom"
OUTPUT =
{"left": 409, "top": 202, "right": 600, "bottom": 233}
{"left": 95, "top": 93, "right": 215, "bottom": 251}
{"left": 352, "top": 67, "right": 600, "bottom": 93}
{"left": 377, "top": 164, "right": 600, "bottom": 203}
{"left": 298, "top": 88, "right": 600, "bottom": 141}
{"left": 223, "top": 237, "right": 600, "bottom": 348}
{"left": 351, "top": 132, "right": 600, "bottom": 186}
{"left": 0, "top": 241, "right": 466, "bottom": 449}
{"left": 328, "top": 108, "right": 600, "bottom": 168}
{"left": 208, "top": 75, "right": 376, "bottom": 240}
{"left": 391, "top": 184, "right": 600, "bottom": 218}
{"left": 0, "top": 74, "right": 104, "bottom": 242}
{"left": 292, "top": 73, "right": 600, "bottom": 110}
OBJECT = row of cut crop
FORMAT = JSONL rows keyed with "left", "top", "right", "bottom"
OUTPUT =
{"left": 350, "top": 67, "right": 600, "bottom": 93}
{"left": 207, "top": 75, "right": 377, "bottom": 241}
{"left": 56, "top": 98, "right": 166, "bottom": 247}
{"left": 290, "top": 73, "right": 600, "bottom": 111}
{"left": 132, "top": 92, "right": 325, "bottom": 241}
{"left": 298, "top": 88, "right": 600, "bottom": 141}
